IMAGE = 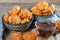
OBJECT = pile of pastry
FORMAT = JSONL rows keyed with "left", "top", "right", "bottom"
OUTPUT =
{"left": 3, "top": 6, "right": 32, "bottom": 24}
{"left": 31, "top": 2, "right": 55, "bottom": 16}
{"left": 8, "top": 32, "right": 37, "bottom": 40}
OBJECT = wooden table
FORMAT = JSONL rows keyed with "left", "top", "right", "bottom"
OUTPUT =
{"left": 0, "top": 0, "right": 60, "bottom": 4}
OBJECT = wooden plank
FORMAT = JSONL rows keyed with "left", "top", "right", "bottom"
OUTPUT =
{"left": 0, "top": 0, "right": 60, "bottom": 3}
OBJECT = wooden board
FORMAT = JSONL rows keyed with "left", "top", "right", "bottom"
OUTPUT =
{"left": 0, "top": 0, "right": 60, "bottom": 3}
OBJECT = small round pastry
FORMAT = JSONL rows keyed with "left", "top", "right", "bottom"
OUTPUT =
{"left": 37, "top": 1, "right": 48, "bottom": 10}
{"left": 21, "top": 19, "right": 30, "bottom": 24}
{"left": 31, "top": 6, "right": 41, "bottom": 15}
{"left": 10, "top": 6, "right": 20, "bottom": 15}
{"left": 19, "top": 9, "right": 32, "bottom": 19}
{"left": 9, "top": 32, "right": 23, "bottom": 40}
{"left": 23, "top": 32, "right": 37, "bottom": 40}
{"left": 8, "top": 15, "right": 21, "bottom": 24}
{"left": 42, "top": 7, "right": 52, "bottom": 13}
{"left": 3, "top": 13, "right": 10, "bottom": 23}
{"left": 56, "top": 19, "right": 60, "bottom": 31}
{"left": 42, "top": 7, "right": 53, "bottom": 15}
{"left": 50, "top": 4, "right": 55, "bottom": 12}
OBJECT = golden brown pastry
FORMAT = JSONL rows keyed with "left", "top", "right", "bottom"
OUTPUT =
{"left": 23, "top": 32, "right": 37, "bottom": 40}
{"left": 10, "top": 6, "right": 20, "bottom": 15}
{"left": 56, "top": 20, "right": 60, "bottom": 31}
{"left": 31, "top": 6, "right": 41, "bottom": 15}
{"left": 31, "top": 1, "right": 55, "bottom": 16}
{"left": 21, "top": 19, "right": 30, "bottom": 24}
{"left": 42, "top": 7, "right": 53, "bottom": 15}
{"left": 3, "top": 13, "right": 10, "bottom": 23}
{"left": 37, "top": 1, "right": 48, "bottom": 10}
{"left": 9, "top": 32, "right": 23, "bottom": 40}
{"left": 8, "top": 15, "right": 21, "bottom": 24}
{"left": 50, "top": 4, "right": 55, "bottom": 12}
{"left": 3, "top": 6, "right": 32, "bottom": 24}
{"left": 19, "top": 9, "right": 32, "bottom": 20}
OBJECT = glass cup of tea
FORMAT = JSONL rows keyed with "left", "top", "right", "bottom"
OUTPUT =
{"left": 35, "top": 21, "right": 56, "bottom": 38}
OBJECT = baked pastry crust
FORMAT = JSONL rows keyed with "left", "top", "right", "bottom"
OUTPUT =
{"left": 10, "top": 6, "right": 20, "bottom": 15}
{"left": 19, "top": 9, "right": 32, "bottom": 20}
{"left": 9, "top": 32, "right": 23, "bottom": 40}
{"left": 23, "top": 32, "right": 37, "bottom": 40}
{"left": 3, "top": 6, "right": 32, "bottom": 24}
{"left": 8, "top": 15, "right": 21, "bottom": 24}
{"left": 56, "top": 20, "right": 60, "bottom": 31}
{"left": 31, "top": 1, "right": 55, "bottom": 16}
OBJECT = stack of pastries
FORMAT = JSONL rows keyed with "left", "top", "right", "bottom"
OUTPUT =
{"left": 31, "top": 1, "right": 55, "bottom": 16}
{"left": 3, "top": 6, "right": 32, "bottom": 24}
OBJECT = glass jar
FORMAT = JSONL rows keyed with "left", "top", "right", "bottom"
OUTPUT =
{"left": 35, "top": 14, "right": 59, "bottom": 38}
{"left": 35, "top": 21, "right": 56, "bottom": 38}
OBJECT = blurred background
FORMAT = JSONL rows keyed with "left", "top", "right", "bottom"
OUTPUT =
{"left": 0, "top": 0, "right": 60, "bottom": 4}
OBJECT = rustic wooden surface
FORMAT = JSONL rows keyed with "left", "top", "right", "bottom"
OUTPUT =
{"left": 0, "top": 0, "right": 60, "bottom": 3}
{"left": 0, "top": 3, "right": 60, "bottom": 40}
